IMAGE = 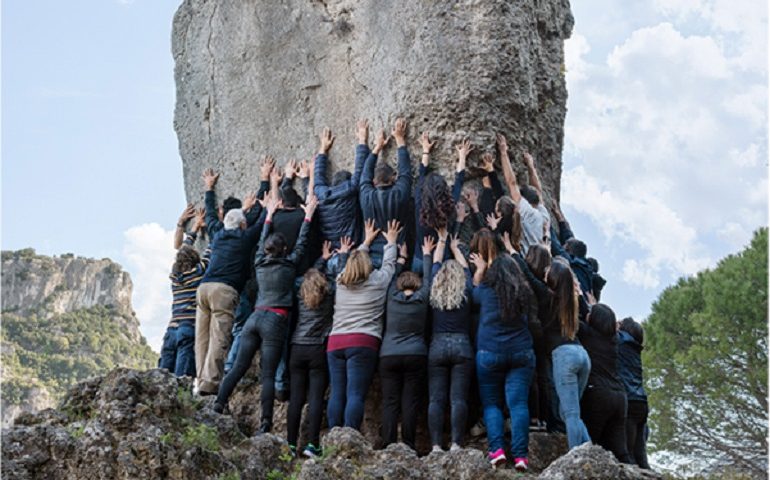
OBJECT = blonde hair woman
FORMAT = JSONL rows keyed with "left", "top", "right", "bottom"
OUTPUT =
{"left": 326, "top": 218, "right": 402, "bottom": 431}
{"left": 427, "top": 227, "right": 475, "bottom": 453}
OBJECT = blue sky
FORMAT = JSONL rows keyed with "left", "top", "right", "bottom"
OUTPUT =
{"left": 2, "top": 0, "right": 767, "bottom": 354}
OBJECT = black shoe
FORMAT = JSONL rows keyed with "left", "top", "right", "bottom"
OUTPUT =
{"left": 212, "top": 402, "right": 224, "bottom": 414}
{"left": 198, "top": 390, "right": 216, "bottom": 397}
{"left": 275, "top": 389, "right": 289, "bottom": 402}
{"left": 258, "top": 421, "right": 272, "bottom": 434}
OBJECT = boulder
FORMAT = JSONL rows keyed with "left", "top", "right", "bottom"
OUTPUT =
{"left": 173, "top": 0, "right": 573, "bottom": 206}
{"left": 539, "top": 443, "right": 663, "bottom": 480}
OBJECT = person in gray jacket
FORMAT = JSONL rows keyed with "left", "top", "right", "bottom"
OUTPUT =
{"left": 286, "top": 237, "right": 352, "bottom": 458}
{"left": 326, "top": 218, "right": 402, "bottom": 431}
{"left": 213, "top": 194, "right": 318, "bottom": 434}
{"left": 379, "top": 235, "right": 435, "bottom": 450}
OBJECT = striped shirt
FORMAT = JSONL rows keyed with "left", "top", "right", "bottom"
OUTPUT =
{"left": 169, "top": 236, "right": 211, "bottom": 327}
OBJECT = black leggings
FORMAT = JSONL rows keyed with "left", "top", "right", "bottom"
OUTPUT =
{"left": 626, "top": 400, "right": 650, "bottom": 469}
{"left": 216, "top": 309, "right": 287, "bottom": 425}
{"left": 379, "top": 355, "right": 427, "bottom": 450}
{"left": 428, "top": 335, "right": 474, "bottom": 447}
{"left": 287, "top": 343, "right": 328, "bottom": 447}
{"left": 581, "top": 387, "right": 633, "bottom": 464}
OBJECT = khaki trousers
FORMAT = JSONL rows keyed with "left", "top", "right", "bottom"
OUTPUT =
{"left": 195, "top": 282, "right": 239, "bottom": 393}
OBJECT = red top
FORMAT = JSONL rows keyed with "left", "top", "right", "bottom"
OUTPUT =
{"left": 327, "top": 333, "right": 380, "bottom": 352}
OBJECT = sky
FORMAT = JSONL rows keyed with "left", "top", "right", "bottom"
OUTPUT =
{"left": 2, "top": 0, "right": 767, "bottom": 353}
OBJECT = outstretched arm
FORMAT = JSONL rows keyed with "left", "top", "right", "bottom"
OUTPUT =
{"left": 174, "top": 204, "right": 195, "bottom": 249}
{"left": 288, "top": 195, "right": 318, "bottom": 265}
{"left": 351, "top": 119, "right": 370, "bottom": 189}
{"left": 523, "top": 152, "right": 543, "bottom": 199}
{"left": 360, "top": 129, "right": 388, "bottom": 194}
{"left": 496, "top": 133, "right": 521, "bottom": 203}
{"left": 392, "top": 118, "right": 413, "bottom": 199}
{"left": 313, "top": 127, "right": 335, "bottom": 195}
{"left": 202, "top": 168, "right": 223, "bottom": 234}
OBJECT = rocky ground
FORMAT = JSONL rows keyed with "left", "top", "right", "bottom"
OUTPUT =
{"left": 1, "top": 368, "right": 662, "bottom": 480}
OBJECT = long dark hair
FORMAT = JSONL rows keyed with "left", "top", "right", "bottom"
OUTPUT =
{"left": 526, "top": 244, "right": 552, "bottom": 280}
{"left": 495, "top": 196, "right": 522, "bottom": 252}
{"left": 172, "top": 245, "right": 200, "bottom": 274}
{"left": 419, "top": 173, "right": 455, "bottom": 230}
{"left": 484, "top": 255, "right": 534, "bottom": 326}
{"left": 546, "top": 259, "right": 578, "bottom": 340}
{"left": 470, "top": 228, "right": 498, "bottom": 266}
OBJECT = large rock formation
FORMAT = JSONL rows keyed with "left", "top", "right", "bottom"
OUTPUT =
{"left": 1, "top": 369, "right": 662, "bottom": 480}
{"left": 1, "top": 250, "right": 155, "bottom": 427}
{"left": 173, "top": 0, "right": 573, "bottom": 206}
{"left": 1, "top": 249, "right": 135, "bottom": 324}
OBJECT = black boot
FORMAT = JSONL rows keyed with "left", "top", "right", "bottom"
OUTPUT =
{"left": 258, "top": 420, "right": 272, "bottom": 434}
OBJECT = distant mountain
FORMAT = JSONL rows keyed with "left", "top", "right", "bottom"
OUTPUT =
{"left": 1, "top": 249, "right": 156, "bottom": 426}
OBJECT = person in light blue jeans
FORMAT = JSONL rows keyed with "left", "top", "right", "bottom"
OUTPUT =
{"left": 551, "top": 343, "right": 591, "bottom": 447}
{"left": 542, "top": 259, "right": 592, "bottom": 449}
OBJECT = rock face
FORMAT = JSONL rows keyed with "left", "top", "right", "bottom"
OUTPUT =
{"left": 1, "top": 249, "right": 135, "bottom": 323}
{"left": 173, "top": 0, "right": 573, "bottom": 206}
{"left": 1, "top": 250, "right": 155, "bottom": 427}
{"left": 1, "top": 368, "right": 662, "bottom": 480}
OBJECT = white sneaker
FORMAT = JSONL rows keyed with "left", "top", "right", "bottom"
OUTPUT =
{"left": 450, "top": 443, "right": 461, "bottom": 452}
{"left": 192, "top": 379, "right": 200, "bottom": 396}
{"left": 431, "top": 445, "right": 443, "bottom": 454}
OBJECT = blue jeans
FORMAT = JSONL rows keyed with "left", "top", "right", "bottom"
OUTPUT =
{"left": 224, "top": 290, "right": 253, "bottom": 374}
{"left": 158, "top": 323, "right": 196, "bottom": 377}
{"left": 552, "top": 344, "right": 592, "bottom": 448}
{"left": 544, "top": 353, "right": 566, "bottom": 433}
{"left": 327, "top": 347, "right": 378, "bottom": 430}
{"left": 476, "top": 349, "right": 535, "bottom": 457}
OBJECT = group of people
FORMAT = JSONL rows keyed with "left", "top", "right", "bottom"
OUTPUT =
{"left": 159, "top": 118, "right": 650, "bottom": 471}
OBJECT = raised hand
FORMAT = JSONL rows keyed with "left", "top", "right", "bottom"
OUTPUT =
{"left": 422, "top": 236, "right": 437, "bottom": 255}
{"left": 470, "top": 252, "right": 486, "bottom": 272}
{"left": 356, "top": 119, "right": 369, "bottom": 145}
{"left": 449, "top": 234, "right": 462, "bottom": 253}
{"left": 269, "top": 165, "right": 283, "bottom": 190}
{"left": 301, "top": 194, "right": 319, "bottom": 219}
{"left": 373, "top": 129, "right": 390, "bottom": 154}
{"left": 178, "top": 204, "right": 195, "bottom": 226}
{"left": 523, "top": 151, "right": 534, "bottom": 168}
{"left": 486, "top": 212, "right": 502, "bottom": 231}
{"left": 455, "top": 201, "right": 468, "bottom": 223}
{"left": 455, "top": 138, "right": 474, "bottom": 172}
{"left": 480, "top": 152, "right": 495, "bottom": 173}
{"left": 339, "top": 236, "right": 353, "bottom": 254}
{"left": 265, "top": 194, "right": 280, "bottom": 216}
{"left": 297, "top": 160, "right": 310, "bottom": 179}
{"left": 202, "top": 168, "right": 219, "bottom": 191}
{"left": 363, "top": 218, "right": 381, "bottom": 246}
{"left": 496, "top": 133, "right": 508, "bottom": 154}
{"left": 437, "top": 226, "right": 449, "bottom": 242}
{"left": 242, "top": 191, "right": 258, "bottom": 213}
{"left": 384, "top": 219, "right": 403, "bottom": 245}
{"left": 260, "top": 156, "right": 276, "bottom": 182}
{"left": 322, "top": 240, "right": 333, "bottom": 260}
{"left": 420, "top": 132, "right": 435, "bottom": 154}
{"left": 463, "top": 188, "right": 480, "bottom": 212}
{"left": 284, "top": 159, "right": 298, "bottom": 180}
{"left": 193, "top": 207, "right": 206, "bottom": 232}
{"left": 319, "top": 127, "right": 335, "bottom": 154}
{"left": 392, "top": 118, "right": 407, "bottom": 147}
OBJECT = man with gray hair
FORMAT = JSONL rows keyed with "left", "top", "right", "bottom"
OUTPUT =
{"left": 195, "top": 205, "right": 265, "bottom": 395}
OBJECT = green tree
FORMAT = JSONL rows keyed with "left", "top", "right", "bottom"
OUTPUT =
{"left": 645, "top": 228, "right": 768, "bottom": 476}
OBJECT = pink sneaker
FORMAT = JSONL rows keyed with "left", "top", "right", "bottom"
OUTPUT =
{"left": 488, "top": 448, "right": 507, "bottom": 466}
{"left": 514, "top": 457, "right": 529, "bottom": 472}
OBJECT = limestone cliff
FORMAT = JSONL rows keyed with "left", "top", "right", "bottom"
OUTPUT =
{"left": 173, "top": 0, "right": 573, "bottom": 206}
{"left": 0, "top": 249, "right": 156, "bottom": 427}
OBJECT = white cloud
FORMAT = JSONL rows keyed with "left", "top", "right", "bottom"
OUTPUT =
{"left": 123, "top": 223, "right": 176, "bottom": 352}
{"left": 565, "top": 32, "right": 592, "bottom": 84}
{"left": 562, "top": 166, "right": 711, "bottom": 288}
{"left": 562, "top": 11, "right": 767, "bottom": 295}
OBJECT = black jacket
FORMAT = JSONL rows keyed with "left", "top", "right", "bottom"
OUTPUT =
{"left": 291, "top": 257, "right": 347, "bottom": 345}
{"left": 578, "top": 320, "right": 625, "bottom": 393}
{"left": 254, "top": 218, "right": 310, "bottom": 308}
{"left": 359, "top": 146, "right": 412, "bottom": 259}
{"left": 617, "top": 330, "right": 647, "bottom": 401}
{"left": 313, "top": 145, "right": 368, "bottom": 247}
{"left": 380, "top": 256, "right": 432, "bottom": 357}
